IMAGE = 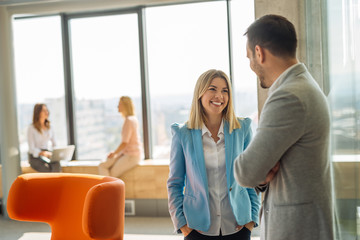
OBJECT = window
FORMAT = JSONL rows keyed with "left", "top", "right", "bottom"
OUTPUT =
{"left": 326, "top": 0, "right": 360, "bottom": 238}
{"left": 230, "top": 0, "right": 257, "bottom": 124}
{"left": 69, "top": 14, "right": 143, "bottom": 160}
{"left": 12, "top": 1, "right": 256, "bottom": 162}
{"left": 146, "top": 1, "right": 230, "bottom": 159}
{"left": 13, "top": 16, "right": 68, "bottom": 161}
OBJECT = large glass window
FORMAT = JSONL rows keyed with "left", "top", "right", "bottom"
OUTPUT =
{"left": 13, "top": 16, "right": 68, "bottom": 161}
{"left": 69, "top": 14, "right": 143, "bottom": 160}
{"left": 230, "top": 0, "right": 257, "bottom": 124}
{"left": 326, "top": 0, "right": 360, "bottom": 238}
{"left": 146, "top": 1, "right": 230, "bottom": 159}
{"left": 12, "top": 1, "right": 256, "bottom": 162}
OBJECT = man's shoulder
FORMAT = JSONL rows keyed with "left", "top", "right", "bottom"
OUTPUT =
{"left": 275, "top": 68, "right": 322, "bottom": 100}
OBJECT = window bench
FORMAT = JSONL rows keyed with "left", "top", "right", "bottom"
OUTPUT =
{"left": 3, "top": 161, "right": 360, "bottom": 201}
{"left": 0, "top": 159, "right": 170, "bottom": 200}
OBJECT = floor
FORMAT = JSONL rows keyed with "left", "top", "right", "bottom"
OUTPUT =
{"left": 0, "top": 216, "right": 260, "bottom": 240}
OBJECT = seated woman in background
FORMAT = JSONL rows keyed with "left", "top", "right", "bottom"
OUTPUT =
{"left": 27, "top": 103, "right": 61, "bottom": 172}
{"left": 99, "top": 96, "right": 142, "bottom": 177}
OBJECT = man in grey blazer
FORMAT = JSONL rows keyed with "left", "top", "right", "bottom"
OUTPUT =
{"left": 233, "top": 15, "right": 335, "bottom": 240}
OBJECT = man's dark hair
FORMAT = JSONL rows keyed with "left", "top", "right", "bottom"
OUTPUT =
{"left": 245, "top": 14, "right": 297, "bottom": 58}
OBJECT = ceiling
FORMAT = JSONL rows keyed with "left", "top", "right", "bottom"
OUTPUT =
{"left": 0, "top": 0, "right": 201, "bottom": 6}
{"left": 1, "top": 0, "right": 209, "bottom": 16}
{"left": 0, "top": 0, "right": 60, "bottom": 6}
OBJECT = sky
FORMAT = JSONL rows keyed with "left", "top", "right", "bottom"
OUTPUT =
{"left": 13, "top": 0, "right": 256, "bottom": 104}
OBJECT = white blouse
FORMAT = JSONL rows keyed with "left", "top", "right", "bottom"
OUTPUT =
{"left": 27, "top": 124, "right": 56, "bottom": 158}
{"left": 201, "top": 120, "right": 239, "bottom": 236}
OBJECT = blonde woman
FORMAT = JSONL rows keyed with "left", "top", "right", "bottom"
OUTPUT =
{"left": 167, "top": 70, "right": 260, "bottom": 240}
{"left": 99, "top": 96, "right": 142, "bottom": 177}
{"left": 28, "top": 103, "right": 61, "bottom": 172}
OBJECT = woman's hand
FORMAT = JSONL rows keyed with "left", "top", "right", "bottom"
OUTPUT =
{"left": 236, "top": 221, "right": 254, "bottom": 232}
{"left": 235, "top": 225, "right": 244, "bottom": 231}
{"left": 39, "top": 151, "right": 52, "bottom": 158}
{"left": 180, "top": 225, "right": 193, "bottom": 237}
{"left": 107, "top": 151, "right": 115, "bottom": 159}
{"left": 244, "top": 221, "right": 255, "bottom": 231}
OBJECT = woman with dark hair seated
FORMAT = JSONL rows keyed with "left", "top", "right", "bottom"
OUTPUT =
{"left": 27, "top": 103, "right": 61, "bottom": 172}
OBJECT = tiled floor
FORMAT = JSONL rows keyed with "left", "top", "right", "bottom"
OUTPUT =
{"left": 0, "top": 216, "right": 260, "bottom": 240}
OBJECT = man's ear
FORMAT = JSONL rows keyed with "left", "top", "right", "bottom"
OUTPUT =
{"left": 255, "top": 45, "right": 265, "bottom": 64}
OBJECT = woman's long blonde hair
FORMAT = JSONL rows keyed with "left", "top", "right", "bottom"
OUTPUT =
{"left": 32, "top": 103, "right": 50, "bottom": 133}
{"left": 120, "top": 96, "right": 135, "bottom": 117}
{"left": 187, "top": 69, "right": 240, "bottom": 133}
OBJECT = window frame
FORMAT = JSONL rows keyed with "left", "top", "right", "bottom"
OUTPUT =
{"left": 13, "top": 0, "right": 254, "bottom": 160}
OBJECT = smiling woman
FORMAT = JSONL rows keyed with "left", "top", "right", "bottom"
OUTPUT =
{"left": 167, "top": 69, "right": 260, "bottom": 239}
{"left": 200, "top": 77, "right": 229, "bottom": 130}
{"left": 188, "top": 70, "right": 239, "bottom": 133}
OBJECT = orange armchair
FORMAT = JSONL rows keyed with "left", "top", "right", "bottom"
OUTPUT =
{"left": 7, "top": 173, "right": 125, "bottom": 240}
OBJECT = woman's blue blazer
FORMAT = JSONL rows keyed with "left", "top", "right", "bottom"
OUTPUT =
{"left": 167, "top": 118, "right": 261, "bottom": 233}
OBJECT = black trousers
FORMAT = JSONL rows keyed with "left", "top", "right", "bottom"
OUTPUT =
{"left": 28, "top": 154, "right": 61, "bottom": 172}
{"left": 184, "top": 227, "right": 251, "bottom": 240}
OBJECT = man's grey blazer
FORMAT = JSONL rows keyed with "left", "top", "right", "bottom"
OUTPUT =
{"left": 234, "top": 63, "right": 334, "bottom": 240}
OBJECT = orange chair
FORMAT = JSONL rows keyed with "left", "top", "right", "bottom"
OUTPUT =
{"left": 7, "top": 173, "right": 125, "bottom": 240}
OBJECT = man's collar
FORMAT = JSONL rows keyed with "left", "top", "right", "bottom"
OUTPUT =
{"left": 269, "top": 63, "right": 302, "bottom": 94}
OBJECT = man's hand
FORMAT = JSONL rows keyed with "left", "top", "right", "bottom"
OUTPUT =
{"left": 260, "top": 162, "right": 280, "bottom": 185}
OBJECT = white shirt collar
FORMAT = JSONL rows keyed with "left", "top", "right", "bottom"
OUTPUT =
{"left": 202, "top": 119, "right": 224, "bottom": 137}
{"left": 269, "top": 63, "right": 301, "bottom": 95}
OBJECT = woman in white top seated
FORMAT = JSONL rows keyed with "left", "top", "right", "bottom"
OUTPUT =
{"left": 27, "top": 103, "right": 61, "bottom": 172}
{"left": 98, "top": 96, "right": 142, "bottom": 177}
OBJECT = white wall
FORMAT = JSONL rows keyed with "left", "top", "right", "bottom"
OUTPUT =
{"left": 0, "top": 6, "right": 22, "bottom": 218}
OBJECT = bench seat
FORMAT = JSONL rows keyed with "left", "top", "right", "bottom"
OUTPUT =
{"left": 0, "top": 159, "right": 170, "bottom": 200}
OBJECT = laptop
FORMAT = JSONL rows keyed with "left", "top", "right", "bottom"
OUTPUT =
{"left": 50, "top": 145, "right": 75, "bottom": 162}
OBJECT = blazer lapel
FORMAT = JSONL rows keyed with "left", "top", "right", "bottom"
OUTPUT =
{"left": 224, "top": 121, "right": 234, "bottom": 189}
{"left": 191, "top": 129, "right": 209, "bottom": 192}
